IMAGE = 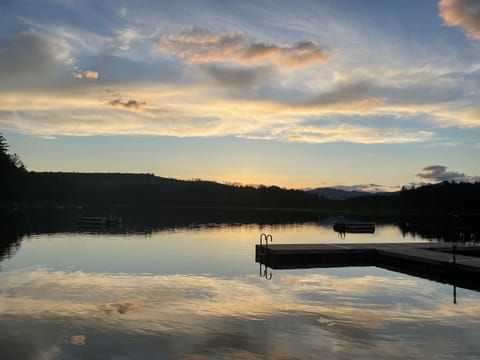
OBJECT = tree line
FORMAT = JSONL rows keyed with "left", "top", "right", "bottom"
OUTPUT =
{"left": 345, "top": 181, "right": 480, "bottom": 213}
{"left": 26, "top": 172, "right": 323, "bottom": 209}
{"left": 1, "top": 132, "right": 479, "bottom": 213}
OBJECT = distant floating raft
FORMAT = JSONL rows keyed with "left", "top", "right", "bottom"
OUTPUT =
{"left": 333, "top": 223, "right": 375, "bottom": 234}
{"left": 76, "top": 217, "right": 122, "bottom": 229}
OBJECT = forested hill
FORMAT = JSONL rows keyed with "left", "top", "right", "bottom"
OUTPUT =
{"left": 345, "top": 181, "right": 480, "bottom": 213}
{"left": 27, "top": 172, "right": 322, "bottom": 209}
{"left": 1, "top": 168, "right": 480, "bottom": 213}
{"left": 16, "top": 172, "right": 480, "bottom": 213}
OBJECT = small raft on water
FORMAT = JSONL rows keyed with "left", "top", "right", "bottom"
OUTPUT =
{"left": 333, "top": 223, "right": 375, "bottom": 234}
{"left": 76, "top": 216, "right": 122, "bottom": 229}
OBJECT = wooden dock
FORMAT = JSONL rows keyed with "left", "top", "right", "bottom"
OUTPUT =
{"left": 255, "top": 242, "right": 480, "bottom": 290}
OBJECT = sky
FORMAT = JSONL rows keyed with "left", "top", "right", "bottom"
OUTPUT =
{"left": 1, "top": 0, "right": 480, "bottom": 191}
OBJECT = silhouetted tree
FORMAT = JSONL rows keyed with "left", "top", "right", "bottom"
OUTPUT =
{"left": 0, "top": 133, "right": 8, "bottom": 153}
{"left": 0, "top": 132, "right": 28, "bottom": 205}
{"left": 9, "top": 153, "right": 26, "bottom": 171}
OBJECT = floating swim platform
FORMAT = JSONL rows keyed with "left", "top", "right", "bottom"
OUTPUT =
{"left": 76, "top": 216, "right": 122, "bottom": 229}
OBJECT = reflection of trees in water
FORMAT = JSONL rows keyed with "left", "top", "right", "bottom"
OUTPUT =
{"left": 0, "top": 207, "right": 331, "bottom": 266}
{"left": 22, "top": 206, "right": 333, "bottom": 234}
{"left": 0, "top": 236, "right": 22, "bottom": 263}
{"left": 398, "top": 222, "right": 479, "bottom": 243}
{"left": 117, "top": 207, "right": 329, "bottom": 233}
{"left": 2, "top": 207, "right": 479, "bottom": 267}
{"left": 0, "top": 208, "right": 79, "bottom": 266}
{"left": 0, "top": 213, "right": 27, "bottom": 265}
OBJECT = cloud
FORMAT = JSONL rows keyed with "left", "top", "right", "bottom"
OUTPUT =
{"left": 119, "top": 7, "right": 128, "bottom": 17}
{"left": 16, "top": 15, "right": 107, "bottom": 57}
{"left": 278, "top": 125, "right": 434, "bottom": 144}
{"left": 302, "top": 70, "right": 465, "bottom": 109}
{"left": 107, "top": 98, "right": 147, "bottom": 110}
{"left": 304, "top": 80, "right": 375, "bottom": 106}
{"left": 104, "top": 89, "right": 147, "bottom": 110}
{"left": 0, "top": 31, "right": 70, "bottom": 79}
{"left": 157, "top": 27, "right": 329, "bottom": 69}
{"left": 416, "top": 165, "right": 480, "bottom": 182}
{"left": 72, "top": 69, "right": 99, "bottom": 79}
{"left": 106, "top": 26, "right": 146, "bottom": 53}
{"left": 199, "top": 64, "right": 273, "bottom": 89}
{"left": 439, "top": 0, "right": 480, "bottom": 40}
{"left": 0, "top": 31, "right": 100, "bottom": 86}
{"left": 83, "top": 70, "right": 99, "bottom": 79}
{"left": 434, "top": 107, "right": 480, "bottom": 128}
{"left": 0, "top": 84, "right": 442, "bottom": 145}
{"left": 357, "top": 98, "right": 385, "bottom": 107}
{"left": 332, "top": 184, "right": 395, "bottom": 193}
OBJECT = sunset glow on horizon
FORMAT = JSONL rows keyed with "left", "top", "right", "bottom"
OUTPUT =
{"left": 1, "top": 0, "right": 479, "bottom": 190}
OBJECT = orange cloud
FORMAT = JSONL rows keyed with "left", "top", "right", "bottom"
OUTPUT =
{"left": 357, "top": 97, "right": 385, "bottom": 107}
{"left": 288, "top": 134, "right": 303, "bottom": 140}
{"left": 83, "top": 70, "right": 99, "bottom": 79}
{"left": 158, "top": 27, "right": 329, "bottom": 68}
{"left": 439, "top": 0, "right": 480, "bottom": 40}
{"left": 72, "top": 69, "right": 99, "bottom": 79}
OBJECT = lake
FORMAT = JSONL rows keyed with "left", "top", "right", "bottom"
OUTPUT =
{"left": 1, "top": 208, "right": 479, "bottom": 359}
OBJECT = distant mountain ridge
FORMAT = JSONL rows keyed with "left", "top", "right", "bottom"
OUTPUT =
{"left": 306, "top": 187, "right": 371, "bottom": 200}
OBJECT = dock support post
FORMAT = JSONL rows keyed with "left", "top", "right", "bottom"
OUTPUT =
{"left": 452, "top": 244, "right": 456, "bottom": 267}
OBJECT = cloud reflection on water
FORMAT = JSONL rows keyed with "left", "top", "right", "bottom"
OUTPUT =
{"left": 0, "top": 267, "right": 479, "bottom": 359}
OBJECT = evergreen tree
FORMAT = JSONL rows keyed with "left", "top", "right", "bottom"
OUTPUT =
{"left": 0, "top": 132, "right": 28, "bottom": 205}
{"left": 0, "top": 133, "right": 8, "bottom": 153}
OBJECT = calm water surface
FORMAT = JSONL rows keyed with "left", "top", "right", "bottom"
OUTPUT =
{"left": 1, "top": 218, "right": 479, "bottom": 359}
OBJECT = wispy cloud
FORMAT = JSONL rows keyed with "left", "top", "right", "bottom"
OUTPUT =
{"left": 332, "top": 184, "right": 398, "bottom": 192}
{"left": 0, "top": 30, "right": 101, "bottom": 86}
{"left": 0, "top": 85, "right": 441, "bottom": 145}
{"left": 304, "top": 80, "right": 375, "bottom": 106}
{"left": 416, "top": 165, "right": 480, "bottom": 182}
{"left": 357, "top": 98, "right": 385, "bottom": 107}
{"left": 279, "top": 125, "right": 434, "bottom": 144}
{"left": 199, "top": 64, "right": 273, "bottom": 90}
{"left": 0, "top": 5, "right": 478, "bottom": 149}
{"left": 157, "top": 27, "right": 329, "bottom": 69}
{"left": 107, "top": 27, "right": 143, "bottom": 51}
{"left": 16, "top": 15, "right": 109, "bottom": 56}
{"left": 439, "top": 0, "right": 480, "bottom": 40}
{"left": 0, "top": 31, "right": 72, "bottom": 79}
